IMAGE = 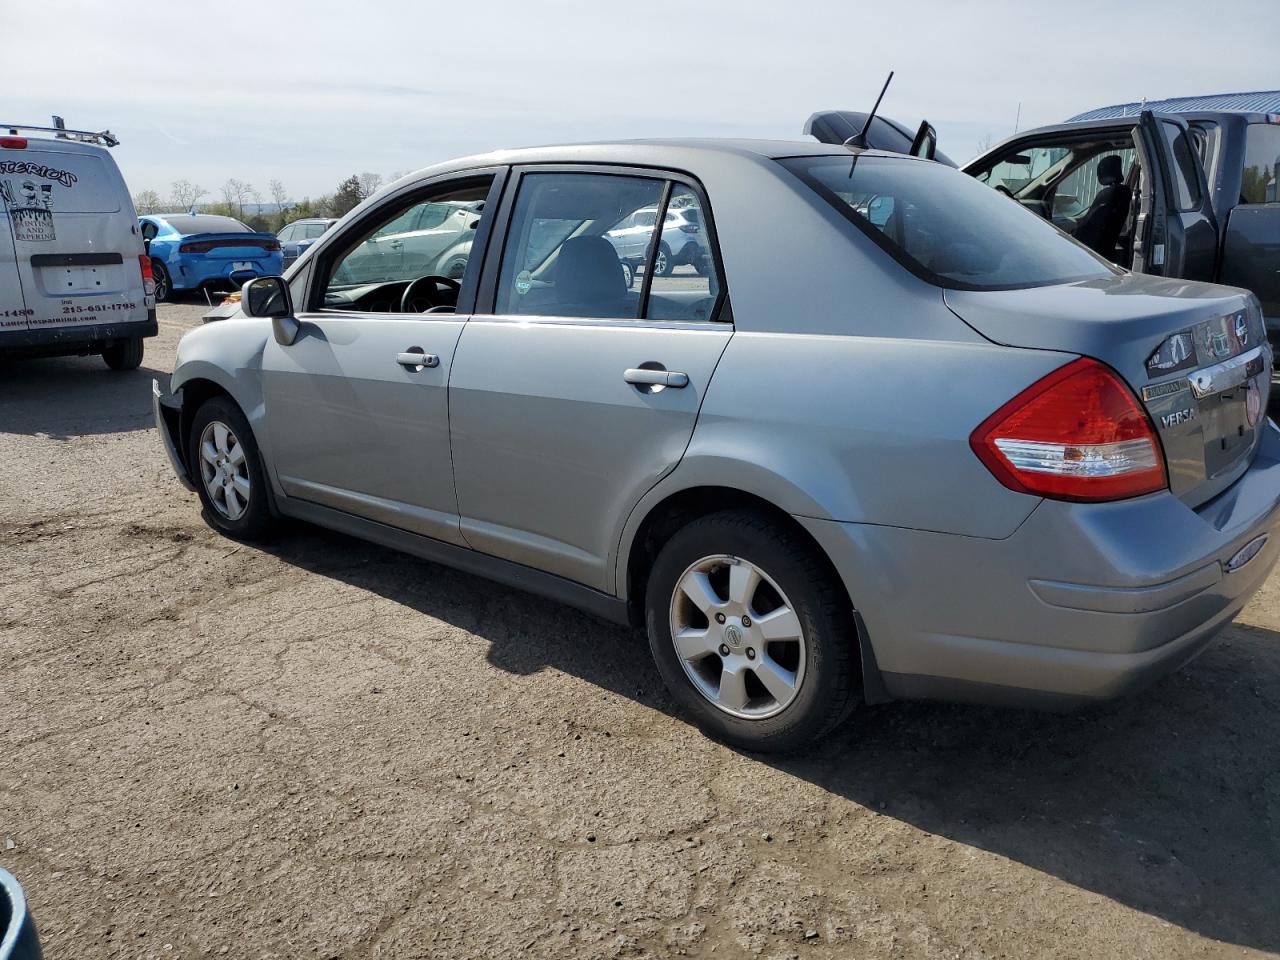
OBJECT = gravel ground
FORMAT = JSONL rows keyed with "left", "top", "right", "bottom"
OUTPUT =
{"left": 2, "top": 300, "right": 1279, "bottom": 959}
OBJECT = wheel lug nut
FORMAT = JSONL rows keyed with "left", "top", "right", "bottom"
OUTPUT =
{"left": 746, "top": 647, "right": 756, "bottom": 660}
{"left": 715, "top": 612, "right": 726, "bottom": 624}
{"left": 741, "top": 615, "right": 752, "bottom": 627}
{"left": 718, "top": 644, "right": 730, "bottom": 656}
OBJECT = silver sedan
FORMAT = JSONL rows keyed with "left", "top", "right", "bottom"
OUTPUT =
{"left": 154, "top": 138, "right": 1280, "bottom": 752}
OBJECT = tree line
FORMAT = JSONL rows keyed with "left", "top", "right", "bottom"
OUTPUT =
{"left": 131, "top": 172, "right": 404, "bottom": 232}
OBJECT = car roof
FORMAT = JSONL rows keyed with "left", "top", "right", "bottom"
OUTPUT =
{"left": 382, "top": 138, "right": 911, "bottom": 193}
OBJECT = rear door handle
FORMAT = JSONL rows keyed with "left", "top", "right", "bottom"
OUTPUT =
{"left": 624, "top": 367, "right": 689, "bottom": 388}
{"left": 397, "top": 348, "right": 439, "bottom": 369}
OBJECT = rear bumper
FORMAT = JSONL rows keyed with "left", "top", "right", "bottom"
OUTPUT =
{"left": 173, "top": 255, "right": 283, "bottom": 290}
{"left": 800, "top": 422, "right": 1280, "bottom": 707}
{"left": 0, "top": 311, "right": 157, "bottom": 357}
{"left": 152, "top": 379, "right": 195, "bottom": 491}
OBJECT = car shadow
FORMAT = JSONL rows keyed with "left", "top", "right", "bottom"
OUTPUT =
{"left": 263, "top": 522, "right": 1280, "bottom": 952}
{"left": 0, "top": 357, "right": 166, "bottom": 438}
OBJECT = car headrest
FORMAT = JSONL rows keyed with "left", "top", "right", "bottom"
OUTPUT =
{"left": 1097, "top": 154, "right": 1124, "bottom": 187}
{"left": 556, "top": 236, "right": 626, "bottom": 303}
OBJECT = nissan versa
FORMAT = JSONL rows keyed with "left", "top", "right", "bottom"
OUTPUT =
{"left": 153, "top": 139, "right": 1280, "bottom": 752}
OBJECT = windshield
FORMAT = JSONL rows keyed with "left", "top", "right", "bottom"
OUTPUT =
{"left": 781, "top": 155, "right": 1118, "bottom": 290}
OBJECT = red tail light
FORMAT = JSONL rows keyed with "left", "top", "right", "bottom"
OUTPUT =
{"left": 180, "top": 241, "right": 212, "bottom": 253}
{"left": 138, "top": 255, "right": 155, "bottom": 297}
{"left": 678, "top": 223, "right": 700, "bottom": 234}
{"left": 0, "top": 137, "right": 27, "bottom": 149}
{"left": 263, "top": 240, "right": 281, "bottom": 251}
{"left": 970, "top": 357, "right": 1166, "bottom": 502}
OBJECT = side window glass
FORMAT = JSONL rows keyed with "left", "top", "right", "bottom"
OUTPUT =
{"left": 305, "top": 223, "right": 326, "bottom": 239}
{"left": 1051, "top": 149, "right": 1134, "bottom": 218}
{"left": 975, "top": 145, "right": 1068, "bottom": 195}
{"left": 645, "top": 187, "right": 720, "bottom": 322}
{"left": 1159, "top": 121, "right": 1202, "bottom": 210}
{"left": 321, "top": 179, "right": 491, "bottom": 312}
{"left": 1240, "top": 124, "right": 1280, "bottom": 204}
{"left": 496, "top": 173, "right": 664, "bottom": 319}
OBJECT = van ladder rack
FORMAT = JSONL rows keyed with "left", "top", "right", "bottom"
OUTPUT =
{"left": 0, "top": 123, "right": 119, "bottom": 148}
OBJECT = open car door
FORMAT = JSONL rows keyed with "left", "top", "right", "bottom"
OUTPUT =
{"left": 1132, "top": 110, "right": 1218, "bottom": 280}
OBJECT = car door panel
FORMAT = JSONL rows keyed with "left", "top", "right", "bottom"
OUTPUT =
{"left": 449, "top": 318, "right": 732, "bottom": 590}
{"left": 261, "top": 314, "right": 468, "bottom": 545}
{"left": 1133, "top": 111, "right": 1217, "bottom": 281}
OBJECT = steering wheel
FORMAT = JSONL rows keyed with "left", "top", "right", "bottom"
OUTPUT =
{"left": 401, "top": 275, "right": 461, "bottom": 313}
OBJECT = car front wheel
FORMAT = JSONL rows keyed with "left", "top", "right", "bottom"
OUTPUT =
{"left": 644, "top": 509, "right": 859, "bottom": 752}
{"left": 188, "top": 396, "right": 275, "bottom": 541}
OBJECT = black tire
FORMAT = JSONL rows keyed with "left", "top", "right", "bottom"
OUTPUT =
{"left": 187, "top": 395, "right": 275, "bottom": 541}
{"left": 621, "top": 261, "right": 635, "bottom": 289}
{"left": 151, "top": 259, "right": 172, "bottom": 302}
{"left": 101, "top": 337, "right": 144, "bottom": 371}
{"left": 644, "top": 509, "right": 859, "bottom": 753}
{"left": 692, "top": 255, "right": 710, "bottom": 277}
{"left": 653, "top": 242, "right": 673, "bottom": 277}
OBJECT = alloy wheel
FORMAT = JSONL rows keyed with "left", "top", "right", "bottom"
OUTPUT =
{"left": 152, "top": 260, "right": 170, "bottom": 301}
{"left": 668, "top": 554, "right": 806, "bottom": 719}
{"left": 198, "top": 420, "right": 251, "bottom": 521}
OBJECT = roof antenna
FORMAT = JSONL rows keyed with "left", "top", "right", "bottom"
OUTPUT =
{"left": 845, "top": 71, "right": 894, "bottom": 149}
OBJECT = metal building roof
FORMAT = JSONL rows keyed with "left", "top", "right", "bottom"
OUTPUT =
{"left": 1068, "top": 90, "right": 1280, "bottom": 121}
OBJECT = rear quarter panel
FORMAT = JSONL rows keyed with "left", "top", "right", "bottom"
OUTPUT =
{"left": 612, "top": 331, "right": 1073, "bottom": 596}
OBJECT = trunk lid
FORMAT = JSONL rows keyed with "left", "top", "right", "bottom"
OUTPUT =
{"left": 946, "top": 273, "right": 1270, "bottom": 507}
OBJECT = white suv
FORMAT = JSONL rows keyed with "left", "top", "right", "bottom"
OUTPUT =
{"left": 606, "top": 200, "right": 711, "bottom": 285}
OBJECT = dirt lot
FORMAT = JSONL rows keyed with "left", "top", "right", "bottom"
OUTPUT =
{"left": 2, "top": 301, "right": 1279, "bottom": 959}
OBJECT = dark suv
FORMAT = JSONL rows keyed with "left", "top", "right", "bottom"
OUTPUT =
{"left": 810, "top": 91, "right": 1280, "bottom": 359}
{"left": 961, "top": 92, "right": 1280, "bottom": 356}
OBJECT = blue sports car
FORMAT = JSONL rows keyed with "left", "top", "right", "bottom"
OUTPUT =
{"left": 140, "top": 214, "right": 282, "bottom": 302}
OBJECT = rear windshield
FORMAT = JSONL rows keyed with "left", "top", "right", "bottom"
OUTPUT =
{"left": 161, "top": 215, "right": 250, "bottom": 235}
{"left": 1, "top": 149, "right": 120, "bottom": 214}
{"left": 781, "top": 155, "right": 1118, "bottom": 290}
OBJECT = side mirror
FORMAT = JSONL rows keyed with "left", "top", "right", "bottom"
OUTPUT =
{"left": 241, "top": 276, "right": 299, "bottom": 346}
{"left": 1007, "top": 153, "right": 1033, "bottom": 166}
{"left": 909, "top": 120, "right": 938, "bottom": 161}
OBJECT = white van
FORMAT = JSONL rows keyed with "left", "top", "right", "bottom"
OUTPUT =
{"left": 0, "top": 122, "right": 155, "bottom": 370}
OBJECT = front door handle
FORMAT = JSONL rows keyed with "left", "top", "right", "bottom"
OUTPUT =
{"left": 397, "top": 348, "right": 439, "bottom": 370}
{"left": 624, "top": 367, "right": 689, "bottom": 388}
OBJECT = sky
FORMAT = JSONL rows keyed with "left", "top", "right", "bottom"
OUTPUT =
{"left": 4, "top": 0, "right": 1277, "bottom": 204}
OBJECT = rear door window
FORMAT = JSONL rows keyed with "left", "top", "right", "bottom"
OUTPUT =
{"left": 496, "top": 173, "right": 664, "bottom": 319}
{"left": 1240, "top": 123, "right": 1280, "bottom": 204}
{"left": 494, "top": 172, "right": 725, "bottom": 322}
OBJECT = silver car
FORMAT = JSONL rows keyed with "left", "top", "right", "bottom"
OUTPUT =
{"left": 153, "top": 139, "right": 1280, "bottom": 752}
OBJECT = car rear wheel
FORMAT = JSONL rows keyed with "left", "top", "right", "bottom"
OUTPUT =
{"left": 151, "top": 259, "right": 171, "bottom": 302}
{"left": 188, "top": 396, "right": 275, "bottom": 541}
{"left": 653, "top": 242, "right": 673, "bottom": 277}
{"left": 101, "top": 337, "right": 144, "bottom": 371}
{"left": 644, "top": 509, "right": 859, "bottom": 752}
